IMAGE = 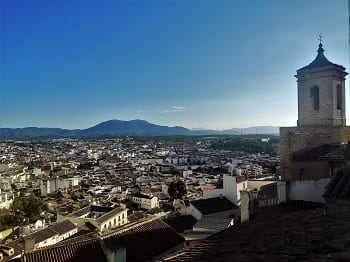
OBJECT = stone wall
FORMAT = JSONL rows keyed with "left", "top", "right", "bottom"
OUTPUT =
{"left": 297, "top": 70, "right": 346, "bottom": 127}
{"left": 292, "top": 160, "right": 348, "bottom": 181}
{"left": 279, "top": 126, "right": 350, "bottom": 181}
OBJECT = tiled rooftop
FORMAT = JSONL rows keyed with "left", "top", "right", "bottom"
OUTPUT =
{"left": 23, "top": 239, "right": 106, "bottom": 262}
{"left": 103, "top": 219, "right": 184, "bottom": 261}
{"left": 324, "top": 168, "right": 350, "bottom": 199}
{"left": 96, "top": 207, "right": 125, "bottom": 224}
{"left": 292, "top": 144, "right": 350, "bottom": 161}
{"left": 163, "top": 215, "right": 197, "bottom": 234}
{"left": 165, "top": 208, "right": 350, "bottom": 261}
{"left": 50, "top": 220, "right": 77, "bottom": 236}
{"left": 22, "top": 219, "right": 184, "bottom": 262}
{"left": 190, "top": 197, "right": 237, "bottom": 215}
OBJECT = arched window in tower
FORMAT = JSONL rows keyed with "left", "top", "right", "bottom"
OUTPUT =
{"left": 310, "top": 86, "right": 319, "bottom": 111}
{"left": 337, "top": 84, "right": 342, "bottom": 110}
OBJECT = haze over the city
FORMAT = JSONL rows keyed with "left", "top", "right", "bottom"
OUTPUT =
{"left": 1, "top": 0, "right": 348, "bottom": 130}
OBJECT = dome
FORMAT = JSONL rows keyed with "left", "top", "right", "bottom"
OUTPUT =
{"left": 297, "top": 43, "right": 345, "bottom": 72}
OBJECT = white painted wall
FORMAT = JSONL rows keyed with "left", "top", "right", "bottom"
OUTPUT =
{"left": 240, "top": 191, "right": 250, "bottom": 223}
{"left": 277, "top": 181, "right": 287, "bottom": 203}
{"left": 132, "top": 196, "right": 159, "bottom": 210}
{"left": 288, "top": 178, "right": 330, "bottom": 203}
{"left": 58, "top": 228, "right": 78, "bottom": 241}
{"left": 36, "top": 234, "right": 58, "bottom": 249}
{"left": 100, "top": 210, "right": 128, "bottom": 232}
{"left": 183, "top": 170, "right": 193, "bottom": 178}
{"left": 203, "top": 175, "right": 248, "bottom": 205}
{"left": 223, "top": 175, "right": 237, "bottom": 204}
{"left": 180, "top": 204, "right": 203, "bottom": 220}
{"left": 223, "top": 175, "right": 247, "bottom": 205}
{"left": 236, "top": 181, "right": 247, "bottom": 205}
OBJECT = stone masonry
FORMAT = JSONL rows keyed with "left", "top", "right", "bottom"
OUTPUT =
{"left": 280, "top": 43, "right": 348, "bottom": 181}
{"left": 280, "top": 126, "right": 350, "bottom": 181}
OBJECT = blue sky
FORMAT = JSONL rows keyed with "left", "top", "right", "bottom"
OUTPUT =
{"left": 1, "top": 0, "right": 348, "bottom": 129}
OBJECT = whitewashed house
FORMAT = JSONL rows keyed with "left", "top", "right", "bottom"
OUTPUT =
{"left": 131, "top": 193, "right": 159, "bottom": 210}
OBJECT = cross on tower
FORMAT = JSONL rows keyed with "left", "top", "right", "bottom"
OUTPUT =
{"left": 318, "top": 33, "right": 323, "bottom": 44}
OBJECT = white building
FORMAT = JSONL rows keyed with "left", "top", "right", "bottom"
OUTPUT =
{"left": 59, "top": 205, "right": 128, "bottom": 232}
{"left": 131, "top": 193, "right": 159, "bottom": 210}
{"left": 182, "top": 170, "right": 193, "bottom": 178}
{"left": 203, "top": 174, "right": 248, "bottom": 205}
{"left": 40, "top": 176, "right": 81, "bottom": 196}
{"left": 27, "top": 220, "right": 78, "bottom": 250}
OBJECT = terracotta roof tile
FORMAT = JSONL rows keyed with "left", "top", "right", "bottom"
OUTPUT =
{"left": 324, "top": 168, "right": 350, "bottom": 199}
{"left": 22, "top": 219, "right": 184, "bottom": 262}
{"left": 165, "top": 207, "right": 350, "bottom": 261}
{"left": 23, "top": 239, "right": 106, "bottom": 262}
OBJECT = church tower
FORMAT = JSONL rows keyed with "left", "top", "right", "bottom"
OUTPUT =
{"left": 280, "top": 41, "right": 349, "bottom": 181}
{"left": 296, "top": 43, "right": 347, "bottom": 127}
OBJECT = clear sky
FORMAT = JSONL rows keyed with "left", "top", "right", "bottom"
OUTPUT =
{"left": 1, "top": 0, "right": 348, "bottom": 130}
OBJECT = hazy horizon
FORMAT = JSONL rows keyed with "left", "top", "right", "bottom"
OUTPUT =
{"left": 0, "top": 118, "right": 281, "bottom": 131}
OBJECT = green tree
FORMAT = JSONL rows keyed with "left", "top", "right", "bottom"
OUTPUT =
{"left": 12, "top": 197, "right": 23, "bottom": 212}
{"left": 0, "top": 214, "right": 23, "bottom": 231}
{"left": 168, "top": 181, "right": 186, "bottom": 199}
{"left": 11, "top": 195, "right": 47, "bottom": 223}
{"left": 11, "top": 184, "right": 18, "bottom": 192}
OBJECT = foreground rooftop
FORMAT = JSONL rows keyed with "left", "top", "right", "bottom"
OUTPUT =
{"left": 165, "top": 205, "right": 350, "bottom": 261}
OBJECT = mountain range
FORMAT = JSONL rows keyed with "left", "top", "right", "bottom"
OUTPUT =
{"left": 0, "top": 119, "right": 279, "bottom": 138}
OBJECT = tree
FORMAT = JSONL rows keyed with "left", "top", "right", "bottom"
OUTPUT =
{"left": 11, "top": 195, "right": 47, "bottom": 223}
{"left": 168, "top": 181, "right": 186, "bottom": 199}
{"left": 0, "top": 214, "right": 23, "bottom": 231}
{"left": 11, "top": 184, "right": 18, "bottom": 192}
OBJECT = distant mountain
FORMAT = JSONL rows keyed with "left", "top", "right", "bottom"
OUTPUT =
{"left": 0, "top": 127, "right": 78, "bottom": 138}
{"left": 0, "top": 120, "right": 279, "bottom": 139}
{"left": 221, "top": 126, "right": 279, "bottom": 135}
{"left": 78, "top": 119, "right": 192, "bottom": 136}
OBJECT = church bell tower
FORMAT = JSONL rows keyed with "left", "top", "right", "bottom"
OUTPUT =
{"left": 296, "top": 43, "right": 347, "bottom": 127}
{"left": 280, "top": 40, "right": 349, "bottom": 181}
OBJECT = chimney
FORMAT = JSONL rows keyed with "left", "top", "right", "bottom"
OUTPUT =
{"left": 24, "top": 237, "right": 35, "bottom": 252}
{"left": 0, "top": 245, "right": 14, "bottom": 256}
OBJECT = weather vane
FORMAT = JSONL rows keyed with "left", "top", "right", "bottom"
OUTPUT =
{"left": 318, "top": 33, "right": 323, "bottom": 44}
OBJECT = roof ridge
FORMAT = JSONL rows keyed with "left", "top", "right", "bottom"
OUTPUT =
{"left": 30, "top": 237, "right": 99, "bottom": 253}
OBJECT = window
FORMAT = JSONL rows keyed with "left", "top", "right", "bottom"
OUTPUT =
{"left": 311, "top": 86, "right": 319, "bottom": 111}
{"left": 337, "top": 84, "right": 342, "bottom": 110}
